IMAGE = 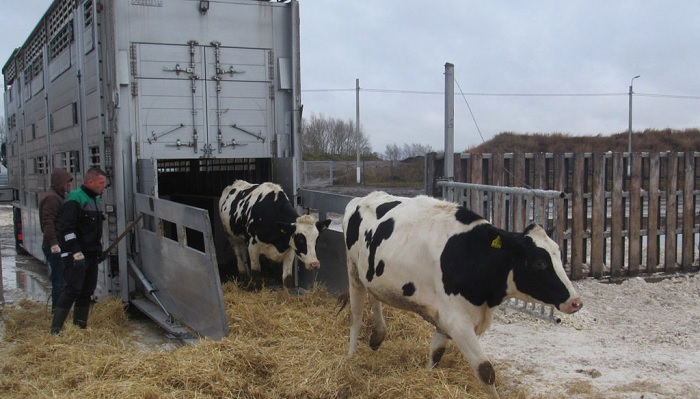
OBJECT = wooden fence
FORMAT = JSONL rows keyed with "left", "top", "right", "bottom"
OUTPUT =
{"left": 425, "top": 152, "right": 700, "bottom": 279}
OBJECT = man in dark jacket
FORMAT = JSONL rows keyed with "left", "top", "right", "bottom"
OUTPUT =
{"left": 50, "top": 167, "right": 108, "bottom": 334}
{"left": 39, "top": 168, "right": 72, "bottom": 312}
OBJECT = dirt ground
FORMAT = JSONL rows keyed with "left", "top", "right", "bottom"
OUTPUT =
{"left": 1, "top": 202, "right": 699, "bottom": 398}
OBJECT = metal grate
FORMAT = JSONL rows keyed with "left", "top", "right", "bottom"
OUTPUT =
{"left": 83, "top": 1, "right": 93, "bottom": 28}
{"left": 5, "top": 58, "right": 16, "bottom": 83}
{"left": 31, "top": 55, "right": 43, "bottom": 77}
{"left": 25, "top": 27, "right": 46, "bottom": 67}
{"left": 49, "top": 22, "right": 73, "bottom": 61}
{"left": 89, "top": 146, "right": 101, "bottom": 168}
{"left": 54, "top": 150, "right": 81, "bottom": 173}
{"left": 34, "top": 156, "right": 49, "bottom": 175}
{"left": 48, "top": 0, "right": 73, "bottom": 38}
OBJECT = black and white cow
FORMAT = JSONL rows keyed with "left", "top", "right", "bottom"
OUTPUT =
{"left": 219, "top": 180, "right": 331, "bottom": 289}
{"left": 342, "top": 191, "right": 582, "bottom": 399}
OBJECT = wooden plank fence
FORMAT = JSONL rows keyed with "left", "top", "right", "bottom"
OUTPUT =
{"left": 426, "top": 152, "right": 700, "bottom": 279}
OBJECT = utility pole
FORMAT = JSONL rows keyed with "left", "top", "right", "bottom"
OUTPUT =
{"left": 356, "top": 78, "right": 361, "bottom": 184}
{"left": 444, "top": 63, "right": 455, "bottom": 200}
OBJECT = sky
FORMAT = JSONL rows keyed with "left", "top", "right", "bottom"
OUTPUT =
{"left": 2, "top": 1, "right": 700, "bottom": 154}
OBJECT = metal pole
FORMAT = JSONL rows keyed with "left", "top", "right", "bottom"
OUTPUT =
{"left": 628, "top": 75, "right": 640, "bottom": 175}
{"left": 444, "top": 63, "right": 455, "bottom": 199}
{"left": 356, "top": 78, "right": 361, "bottom": 184}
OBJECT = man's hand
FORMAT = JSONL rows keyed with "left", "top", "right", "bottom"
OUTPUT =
{"left": 73, "top": 252, "right": 86, "bottom": 269}
{"left": 50, "top": 245, "right": 61, "bottom": 254}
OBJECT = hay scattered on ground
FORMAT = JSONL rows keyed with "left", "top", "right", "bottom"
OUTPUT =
{"left": 0, "top": 283, "right": 538, "bottom": 399}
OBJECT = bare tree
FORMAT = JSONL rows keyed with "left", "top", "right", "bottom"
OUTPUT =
{"left": 302, "top": 114, "right": 371, "bottom": 158}
{"left": 384, "top": 142, "right": 434, "bottom": 160}
{"left": 384, "top": 143, "right": 401, "bottom": 161}
{"left": 403, "top": 143, "right": 434, "bottom": 158}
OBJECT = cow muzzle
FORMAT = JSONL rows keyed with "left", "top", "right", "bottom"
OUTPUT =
{"left": 559, "top": 297, "right": 583, "bottom": 314}
{"left": 304, "top": 260, "right": 321, "bottom": 270}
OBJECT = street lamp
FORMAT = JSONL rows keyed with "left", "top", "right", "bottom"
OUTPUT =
{"left": 628, "top": 75, "right": 640, "bottom": 162}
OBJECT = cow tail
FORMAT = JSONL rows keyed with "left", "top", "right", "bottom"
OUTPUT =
{"left": 336, "top": 290, "right": 350, "bottom": 316}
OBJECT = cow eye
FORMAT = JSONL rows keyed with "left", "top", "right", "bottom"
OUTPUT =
{"left": 531, "top": 259, "right": 548, "bottom": 271}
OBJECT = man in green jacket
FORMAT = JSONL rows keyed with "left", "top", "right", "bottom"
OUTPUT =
{"left": 50, "top": 167, "right": 108, "bottom": 335}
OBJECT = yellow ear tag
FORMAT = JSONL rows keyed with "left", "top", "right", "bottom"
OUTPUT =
{"left": 491, "top": 236, "right": 502, "bottom": 249}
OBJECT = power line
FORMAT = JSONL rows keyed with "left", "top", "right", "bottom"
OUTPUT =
{"left": 303, "top": 87, "right": 700, "bottom": 99}
{"left": 637, "top": 93, "right": 700, "bottom": 100}
{"left": 454, "top": 78, "right": 486, "bottom": 144}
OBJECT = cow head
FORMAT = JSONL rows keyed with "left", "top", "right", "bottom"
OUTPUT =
{"left": 498, "top": 224, "right": 583, "bottom": 314}
{"left": 277, "top": 215, "right": 331, "bottom": 270}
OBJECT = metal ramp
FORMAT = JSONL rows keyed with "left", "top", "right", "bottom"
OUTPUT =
{"left": 130, "top": 194, "right": 229, "bottom": 340}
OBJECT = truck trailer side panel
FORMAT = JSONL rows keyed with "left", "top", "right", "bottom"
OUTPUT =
{"left": 3, "top": 0, "right": 301, "bottom": 339}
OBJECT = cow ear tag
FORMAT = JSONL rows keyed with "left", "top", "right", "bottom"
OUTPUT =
{"left": 491, "top": 235, "right": 502, "bottom": 249}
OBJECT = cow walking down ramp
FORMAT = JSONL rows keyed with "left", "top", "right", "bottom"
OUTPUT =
{"left": 342, "top": 191, "right": 582, "bottom": 399}
{"left": 219, "top": 180, "right": 331, "bottom": 289}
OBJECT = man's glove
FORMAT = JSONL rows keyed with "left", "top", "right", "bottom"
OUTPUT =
{"left": 72, "top": 252, "right": 86, "bottom": 269}
{"left": 50, "top": 245, "right": 61, "bottom": 254}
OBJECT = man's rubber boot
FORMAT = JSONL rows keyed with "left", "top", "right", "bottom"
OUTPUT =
{"left": 50, "top": 307, "right": 70, "bottom": 335}
{"left": 73, "top": 306, "right": 90, "bottom": 329}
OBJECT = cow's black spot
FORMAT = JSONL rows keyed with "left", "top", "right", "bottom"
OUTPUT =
{"left": 376, "top": 260, "right": 385, "bottom": 276}
{"left": 364, "top": 229, "right": 373, "bottom": 247}
{"left": 293, "top": 233, "right": 308, "bottom": 256}
{"left": 440, "top": 224, "right": 511, "bottom": 307}
{"left": 376, "top": 200, "right": 402, "bottom": 219}
{"left": 455, "top": 206, "right": 483, "bottom": 225}
{"left": 523, "top": 223, "right": 538, "bottom": 235}
{"left": 365, "top": 218, "right": 394, "bottom": 282}
{"left": 402, "top": 282, "right": 416, "bottom": 296}
{"left": 345, "top": 207, "right": 362, "bottom": 250}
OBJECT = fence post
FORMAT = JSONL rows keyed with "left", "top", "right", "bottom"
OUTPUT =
{"left": 554, "top": 153, "right": 567, "bottom": 263}
{"left": 590, "top": 152, "right": 605, "bottom": 278}
{"left": 571, "top": 153, "right": 585, "bottom": 280}
{"left": 470, "top": 154, "right": 483, "bottom": 212}
{"left": 647, "top": 153, "right": 660, "bottom": 272}
{"left": 610, "top": 153, "right": 624, "bottom": 277}
{"left": 681, "top": 152, "right": 696, "bottom": 271}
{"left": 665, "top": 152, "right": 679, "bottom": 272}
{"left": 629, "top": 153, "right": 643, "bottom": 275}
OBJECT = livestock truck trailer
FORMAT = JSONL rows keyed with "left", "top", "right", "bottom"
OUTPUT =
{"left": 2, "top": 0, "right": 305, "bottom": 340}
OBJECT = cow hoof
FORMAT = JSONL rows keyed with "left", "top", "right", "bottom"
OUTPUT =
{"left": 283, "top": 275, "right": 294, "bottom": 289}
{"left": 369, "top": 330, "right": 385, "bottom": 351}
{"left": 243, "top": 279, "right": 262, "bottom": 291}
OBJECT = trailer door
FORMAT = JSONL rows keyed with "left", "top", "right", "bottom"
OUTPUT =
{"left": 130, "top": 194, "right": 228, "bottom": 340}
{"left": 135, "top": 42, "right": 272, "bottom": 158}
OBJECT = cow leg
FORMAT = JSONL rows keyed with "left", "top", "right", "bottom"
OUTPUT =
{"left": 281, "top": 256, "right": 294, "bottom": 289}
{"left": 247, "top": 244, "right": 263, "bottom": 291}
{"left": 428, "top": 330, "right": 450, "bottom": 369}
{"left": 347, "top": 270, "right": 366, "bottom": 356}
{"left": 231, "top": 238, "right": 250, "bottom": 280}
{"left": 368, "top": 295, "right": 386, "bottom": 350}
{"left": 448, "top": 327, "right": 500, "bottom": 399}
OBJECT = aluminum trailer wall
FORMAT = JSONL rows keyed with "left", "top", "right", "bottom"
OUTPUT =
{"left": 2, "top": 0, "right": 301, "bottom": 339}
